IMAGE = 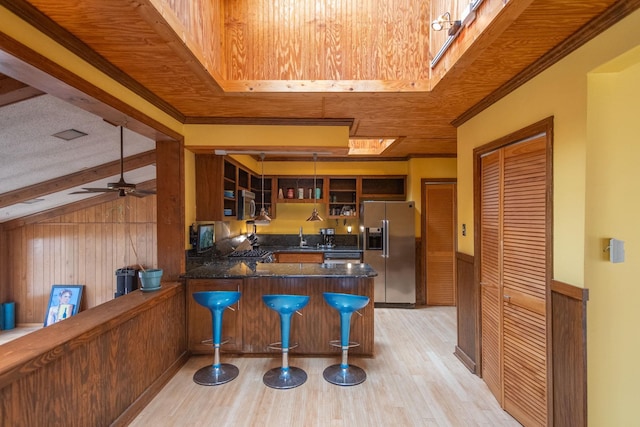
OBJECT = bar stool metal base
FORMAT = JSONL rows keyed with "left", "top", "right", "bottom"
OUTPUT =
{"left": 323, "top": 364, "right": 367, "bottom": 386}
{"left": 263, "top": 366, "right": 307, "bottom": 389}
{"left": 193, "top": 363, "right": 239, "bottom": 386}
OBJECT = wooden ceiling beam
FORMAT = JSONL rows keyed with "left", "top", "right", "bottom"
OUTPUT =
{"left": 0, "top": 150, "right": 156, "bottom": 208}
{"left": 0, "top": 73, "right": 44, "bottom": 107}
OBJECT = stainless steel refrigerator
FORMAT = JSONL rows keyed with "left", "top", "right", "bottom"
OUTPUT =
{"left": 361, "top": 201, "right": 416, "bottom": 306}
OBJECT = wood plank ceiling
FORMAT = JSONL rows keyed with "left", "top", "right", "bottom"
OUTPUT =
{"left": 2, "top": 0, "right": 638, "bottom": 160}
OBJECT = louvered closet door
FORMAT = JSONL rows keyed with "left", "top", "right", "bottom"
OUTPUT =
{"left": 501, "top": 136, "right": 548, "bottom": 426}
{"left": 480, "top": 150, "right": 502, "bottom": 402}
{"left": 425, "top": 183, "right": 456, "bottom": 306}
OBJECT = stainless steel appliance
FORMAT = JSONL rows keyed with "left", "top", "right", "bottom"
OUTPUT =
{"left": 323, "top": 250, "right": 361, "bottom": 265}
{"left": 237, "top": 190, "right": 256, "bottom": 220}
{"left": 361, "top": 201, "right": 415, "bottom": 306}
{"left": 227, "top": 248, "right": 274, "bottom": 263}
{"left": 319, "top": 228, "right": 336, "bottom": 248}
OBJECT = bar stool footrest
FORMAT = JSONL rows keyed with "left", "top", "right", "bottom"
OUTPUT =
{"left": 200, "top": 336, "right": 233, "bottom": 346}
{"left": 266, "top": 341, "right": 299, "bottom": 351}
{"left": 328, "top": 339, "right": 361, "bottom": 349}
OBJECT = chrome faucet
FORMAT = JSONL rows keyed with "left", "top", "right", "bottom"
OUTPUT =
{"left": 299, "top": 226, "right": 307, "bottom": 247}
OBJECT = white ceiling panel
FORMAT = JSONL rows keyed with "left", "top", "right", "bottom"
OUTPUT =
{"left": 0, "top": 94, "right": 155, "bottom": 194}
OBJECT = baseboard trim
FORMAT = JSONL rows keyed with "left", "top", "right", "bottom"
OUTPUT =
{"left": 454, "top": 345, "right": 476, "bottom": 374}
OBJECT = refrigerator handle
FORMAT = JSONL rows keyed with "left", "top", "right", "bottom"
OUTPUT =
{"left": 383, "top": 219, "right": 390, "bottom": 258}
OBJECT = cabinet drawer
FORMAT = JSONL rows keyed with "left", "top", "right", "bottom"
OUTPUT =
{"left": 274, "top": 252, "right": 324, "bottom": 263}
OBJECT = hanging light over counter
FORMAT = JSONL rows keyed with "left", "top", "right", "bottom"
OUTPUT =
{"left": 254, "top": 153, "right": 271, "bottom": 225}
{"left": 306, "top": 153, "right": 324, "bottom": 222}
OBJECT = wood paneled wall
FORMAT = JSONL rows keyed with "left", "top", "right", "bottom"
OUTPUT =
{"left": 454, "top": 252, "right": 477, "bottom": 373}
{"left": 153, "top": 0, "right": 225, "bottom": 81}
{"left": 221, "top": 0, "right": 430, "bottom": 81}
{"left": 4, "top": 196, "right": 157, "bottom": 324}
{"left": 552, "top": 279, "right": 588, "bottom": 427}
{"left": 0, "top": 283, "right": 187, "bottom": 427}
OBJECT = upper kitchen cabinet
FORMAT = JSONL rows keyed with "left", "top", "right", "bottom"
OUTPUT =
{"left": 360, "top": 176, "right": 406, "bottom": 201}
{"left": 275, "top": 177, "right": 326, "bottom": 203}
{"left": 251, "top": 174, "right": 275, "bottom": 219}
{"left": 195, "top": 154, "right": 252, "bottom": 221}
{"left": 327, "top": 177, "right": 359, "bottom": 218}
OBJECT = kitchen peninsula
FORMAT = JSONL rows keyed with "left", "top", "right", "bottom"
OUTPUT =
{"left": 183, "top": 261, "right": 376, "bottom": 357}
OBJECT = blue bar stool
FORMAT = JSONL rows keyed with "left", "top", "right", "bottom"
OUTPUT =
{"left": 262, "top": 294, "right": 310, "bottom": 389}
{"left": 192, "top": 291, "right": 241, "bottom": 386}
{"left": 322, "top": 292, "right": 370, "bottom": 386}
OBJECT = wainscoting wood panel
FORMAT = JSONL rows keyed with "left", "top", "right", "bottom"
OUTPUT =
{"left": 454, "top": 252, "right": 477, "bottom": 373}
{"left": 551, "top": 279, "right": 588, "bottom": 427}
{"left": 0, "top": 283, "right": 187, "bottom": 427}
{"left": 5, "top": 196, "right": 157, "bottom": 324}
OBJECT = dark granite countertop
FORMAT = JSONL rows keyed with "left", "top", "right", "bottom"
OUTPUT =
{"left": 261, "top": 245, "right": 361, "bottom": 253}
{"left": 182, "top": 259, "right": 376, "bottom": 279}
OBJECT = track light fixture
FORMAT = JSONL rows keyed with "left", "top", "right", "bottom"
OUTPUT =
{"left": 431, "top": 12, "right": 462, "bottom": 36}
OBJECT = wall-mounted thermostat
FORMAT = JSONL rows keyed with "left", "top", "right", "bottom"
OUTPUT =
{"left": 608, "top": 238, "right": 625, "bottom": 263}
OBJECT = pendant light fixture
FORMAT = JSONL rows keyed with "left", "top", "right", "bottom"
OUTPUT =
{"left": 254, "top": 153, "right": 272, "bottom": 225}
{"left": 306, "top": 153, "right": 324, "bottom": 222}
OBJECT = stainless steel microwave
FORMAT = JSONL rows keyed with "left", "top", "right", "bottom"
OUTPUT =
{"left": 237, "top": 190, "right": 256, "bottom": 220}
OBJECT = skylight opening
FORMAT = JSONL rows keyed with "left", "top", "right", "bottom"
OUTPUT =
{"left": 348, "top": 138, "right": 396, "bottom": 156}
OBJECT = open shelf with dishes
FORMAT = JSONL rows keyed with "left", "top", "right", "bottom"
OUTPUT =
{"left": 327, "top": 177, "right": 359, "bottom": 218}
{"left": 275, "top": 177, "right": 325, "bottom": 203}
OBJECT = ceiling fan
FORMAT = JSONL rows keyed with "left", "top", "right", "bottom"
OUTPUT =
{"left": 71, "top": 126, "right": 156, "bottom": 198}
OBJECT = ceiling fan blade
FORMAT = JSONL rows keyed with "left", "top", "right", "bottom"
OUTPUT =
{"left": 133, "top": 189, "right": 156, "bottom": 195}
{"left": 127, "top": 191, "right": 146, "bottom": 198}
{"left": 70, "top": 188, "right": 117, "bottom": 194}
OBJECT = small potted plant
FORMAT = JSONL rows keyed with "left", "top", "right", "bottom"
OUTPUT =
{"left": 138, "top": 266, "right": 163, "bottom": 291}
{"left": 129, "top": 231, "right": 162, "bottom": 291}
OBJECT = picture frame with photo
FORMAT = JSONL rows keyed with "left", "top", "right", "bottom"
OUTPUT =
{"left": 44, "top": 285, "right": 84, "bottom": 326}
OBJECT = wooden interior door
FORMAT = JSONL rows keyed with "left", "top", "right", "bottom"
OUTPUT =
{"left": 501, "top": 136, "right": 549, "bottom": 426}
{"left": 480, "top": 150, "right": 502, "bottom": 402}
{"left": 478, "top": 125, "right": 551, "bottom": 426}
{"left": 424, "top": 182, "right": 457, "bottom": 306}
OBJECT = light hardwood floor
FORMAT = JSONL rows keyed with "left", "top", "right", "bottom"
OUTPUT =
{"left": 130, "top": 307, "right": 519, "bottom": 426}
